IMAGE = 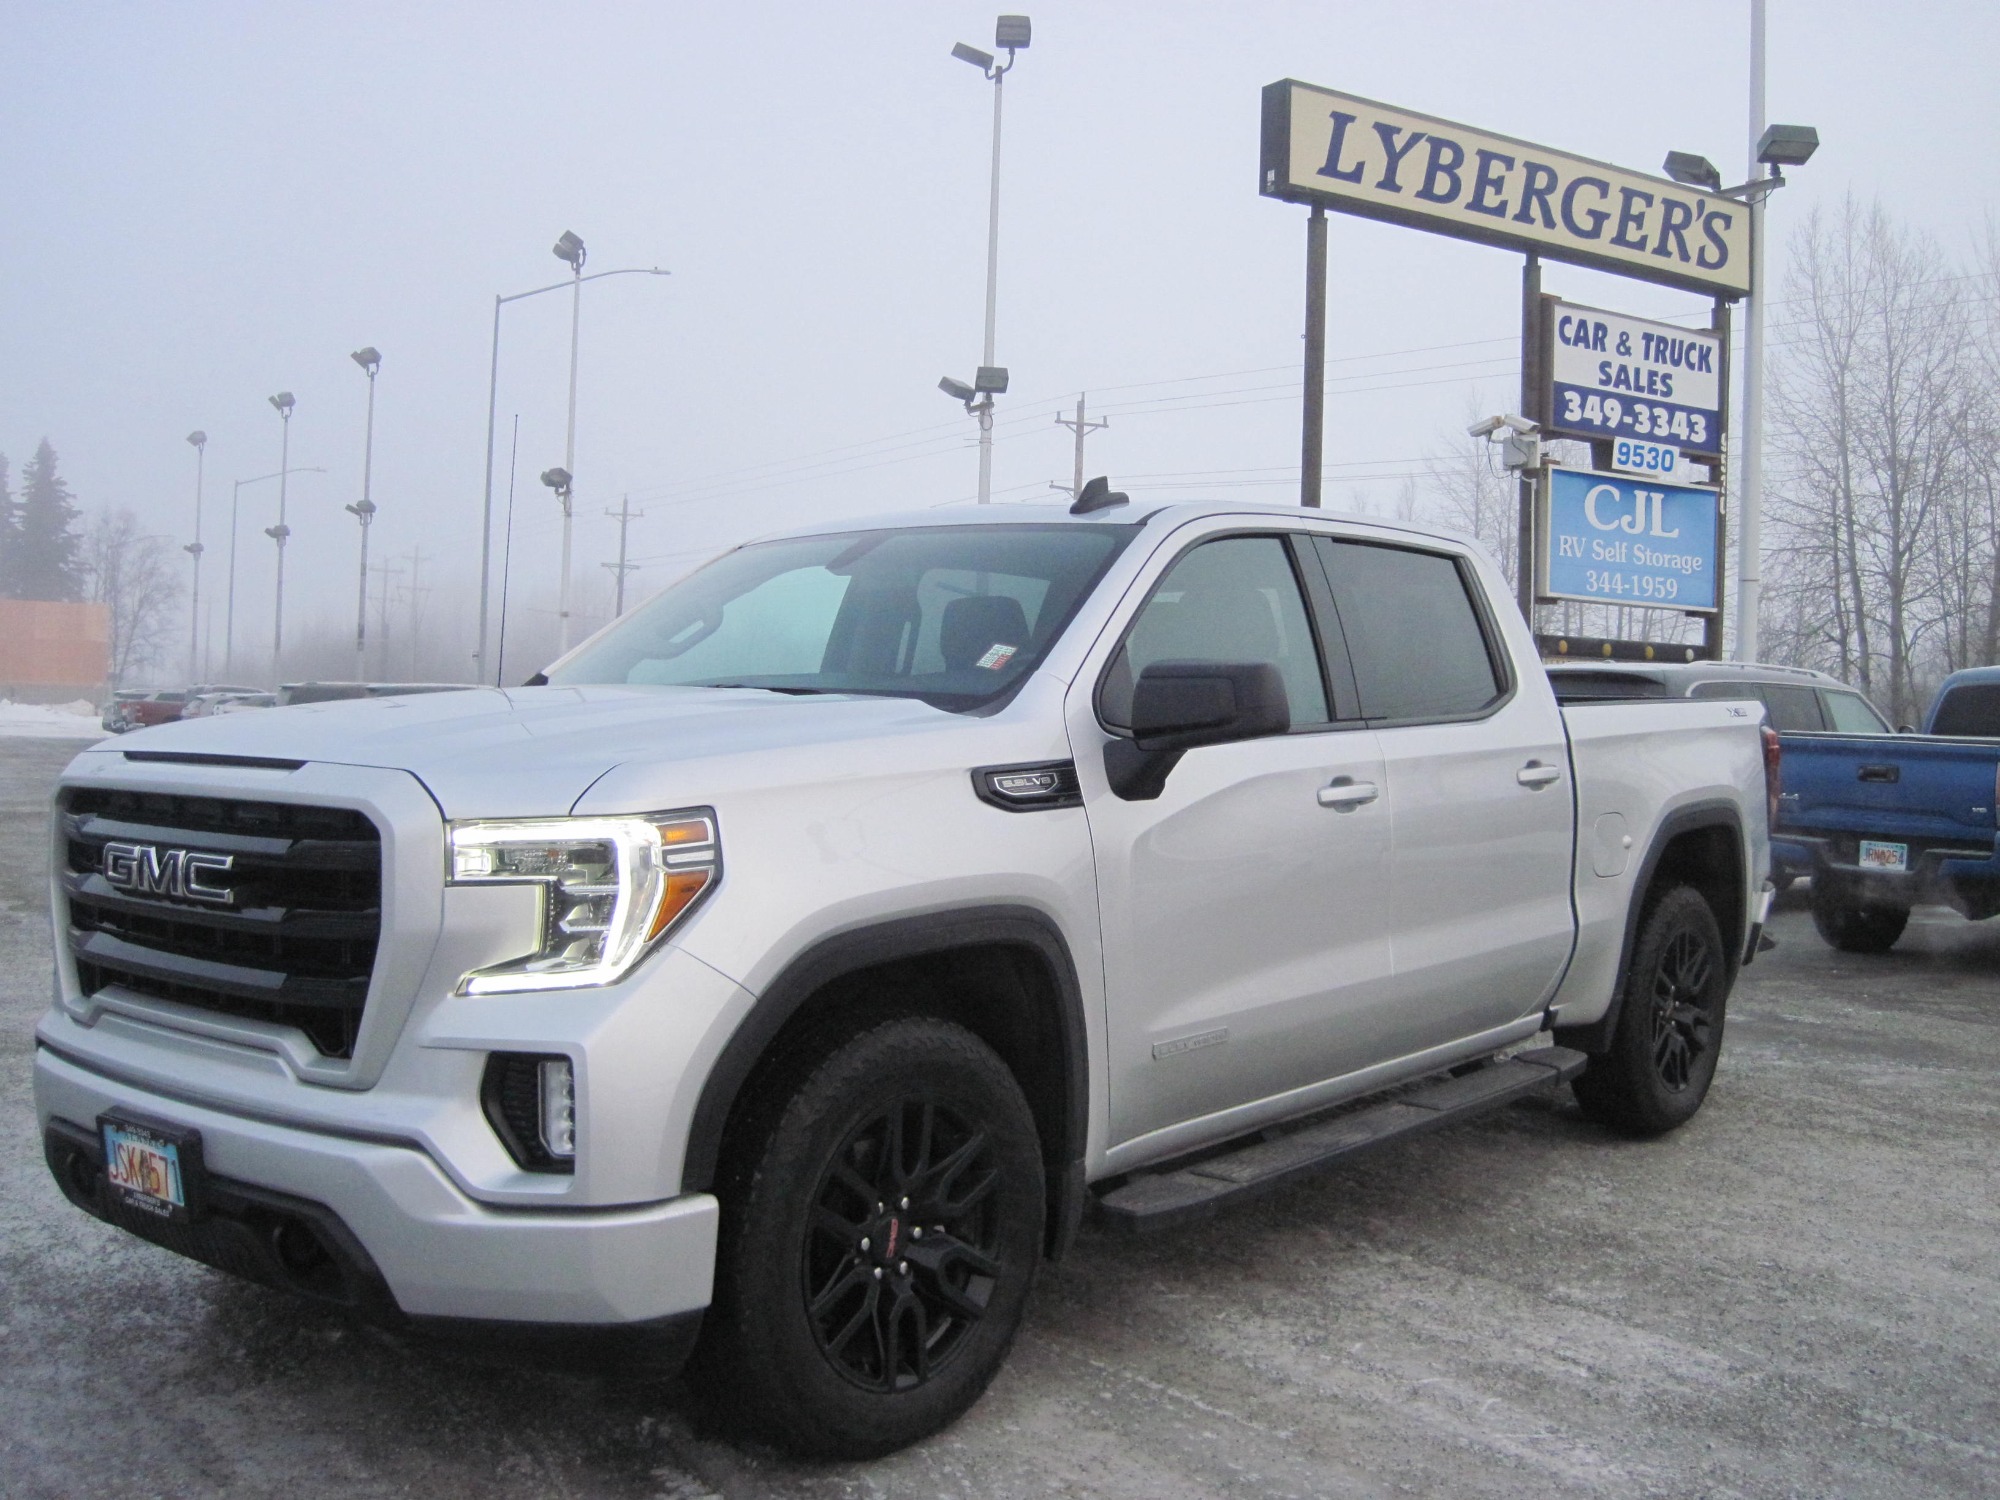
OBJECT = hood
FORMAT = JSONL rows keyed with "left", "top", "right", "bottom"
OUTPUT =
{"left": 94, "top": 685, "right": 987, "bottom": 818}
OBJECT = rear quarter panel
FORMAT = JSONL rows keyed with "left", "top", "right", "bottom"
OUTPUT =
{"left": 1551, "top": 698, "right": 1770, "bottom": 1029}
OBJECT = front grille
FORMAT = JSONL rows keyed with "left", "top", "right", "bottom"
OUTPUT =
{"left": 60, "top": 787, "right": 382, "bottom": 1059}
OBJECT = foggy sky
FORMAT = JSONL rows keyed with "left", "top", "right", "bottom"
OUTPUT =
{"left": 6, "top": 1, "right": 1995, "bottom": 679}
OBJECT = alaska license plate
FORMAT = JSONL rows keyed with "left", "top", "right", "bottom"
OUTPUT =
{"left": 99, "top": 1115, "right": 202, "bottom": 1223}
{"left": 1858, "top": 840, "right": 1910, "bottom": 873}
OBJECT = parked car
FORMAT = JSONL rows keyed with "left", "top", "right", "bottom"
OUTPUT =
{"left": 39, "top": 499, "right": 1774, "bottom": 1457}
{"left": 119, "top": 689, "right": 190, "bottom": 730}
{"left": 182, "top": 687, "right": 266, "bottom": 719}
{"left": 1547, "top": 660, "right": 1891, "bottom": 890}
{"left": 212, "top": 692, "right": 277, "bottom": 715}
{"left": 99, "top": 690, "right": 149, "bottom": 734}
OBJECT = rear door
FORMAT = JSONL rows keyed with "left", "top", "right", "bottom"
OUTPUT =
{"left": 1311, "top": 536, "right": 1575, "bottom": 1051}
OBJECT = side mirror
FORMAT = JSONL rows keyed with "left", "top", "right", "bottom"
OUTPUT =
{"left": 1130, "top": 660, "right": 1291, "bottom": 752}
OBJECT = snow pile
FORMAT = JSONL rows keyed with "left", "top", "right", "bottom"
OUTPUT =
{"left": 0, "top": 699, "right": 111, "bottom": 740}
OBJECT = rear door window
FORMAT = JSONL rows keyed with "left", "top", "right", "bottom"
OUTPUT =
{"left": 1760, "top": 684, "right": 1827, "bottom": 732}
{"left": 1822, "top": 690, "right": 1891, "bottom": 733}
{"left": 1312, "top": 538, "right": 1504, "bottom": 722}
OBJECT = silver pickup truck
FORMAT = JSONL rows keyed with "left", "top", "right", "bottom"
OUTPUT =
{"left": 37, "top": 496, "right": 1773, "bottom": 1456}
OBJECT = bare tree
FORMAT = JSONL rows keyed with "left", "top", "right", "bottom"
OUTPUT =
{"left": 81, "top": 508, "right": 185, "bottom": 686}
{"left": 1765, "top": 198, "right": 1995, "bottom": 722}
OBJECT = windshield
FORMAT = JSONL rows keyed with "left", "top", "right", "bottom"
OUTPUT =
{"left": 545, "top": 523, "right": 1132, "bottom": 708}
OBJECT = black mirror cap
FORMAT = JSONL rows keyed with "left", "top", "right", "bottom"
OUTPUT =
{"left": 1131, "top": 660, "right": 1290, "bottom": 752}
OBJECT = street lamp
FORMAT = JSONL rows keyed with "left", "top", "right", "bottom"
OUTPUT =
{"left": 183, "top": 431, "right": 206, "bottom": 682}
{"left": 264, "top": 392, "right": 295, "bottom": 686}
{"left": 938, "top": 367, "right": 1010, "bottom": 483}
{"left": 475, "top": 248, "right": 669, "bottom": 681}
{"left": 347, "top": 348, "right": 381, "bottom": 682}
{"left": 223, "top": 465, "right": 324, "bottom": 678}
{"left": 553, "top": 231, "right": 586, "bottom": 653}
{"left": 949, "top": 14, "right": 1030, "bottom": 503}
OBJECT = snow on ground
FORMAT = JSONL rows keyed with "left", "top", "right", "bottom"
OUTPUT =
{"left": 0, "top": 700, "right": 110, "bottom": 740}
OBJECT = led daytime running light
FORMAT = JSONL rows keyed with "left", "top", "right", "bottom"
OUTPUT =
{"left": 449, "top": 811, "right": 717, "bottom": 994}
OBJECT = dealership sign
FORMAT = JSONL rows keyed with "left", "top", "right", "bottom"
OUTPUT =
{"left": 1260, "top": 81, "right": 1751, "bottom": 298}
{"left": 1541, "top": 468, "right": 1721, "bottom": 613}
{"left": 1548, "top": 300, "right": 1723, "bottom": 457}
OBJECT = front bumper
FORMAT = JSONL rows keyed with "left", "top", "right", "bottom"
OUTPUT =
{"left": 35, "top": 1042, "right": 718, "bottom": 1328}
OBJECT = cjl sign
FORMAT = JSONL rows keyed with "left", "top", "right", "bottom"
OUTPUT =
{"left": 1541, "top": 468, "right": 1720, "bottom": 614}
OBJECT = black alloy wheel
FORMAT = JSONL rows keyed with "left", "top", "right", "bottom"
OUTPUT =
{"left": 694, "top": 1015, "right": 1044, "bottom": 1458}
{"left": 804, "top": 1097, "right": 1003, "bottom": 1392}
{"left": 1572, "top": 885, "right": 1729, "bottom": 1136}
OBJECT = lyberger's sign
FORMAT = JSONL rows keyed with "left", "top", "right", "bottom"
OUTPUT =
{"left": 1261, "top": 81, "right": 1751, "bottom": 298}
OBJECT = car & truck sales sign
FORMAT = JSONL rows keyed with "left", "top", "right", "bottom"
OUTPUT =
{"left": 1261, "top": 81, "right": 1752, "bottom": 299}
{"left": 1541, "top": 468, "right": 1720, "bottom": 613}
{"left": 1549, "top": 301, "right": 1723, "bottom": 458}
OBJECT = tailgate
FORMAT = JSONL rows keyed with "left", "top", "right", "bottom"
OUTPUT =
{"left": 1779, "top": 733, "right": 2000, "bottom": 847}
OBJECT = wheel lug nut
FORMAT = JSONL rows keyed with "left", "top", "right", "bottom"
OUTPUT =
{"left": 873, "top": 1267, "right": 883, "bottom": 1280}
{"left": 859, "top": 1236, "right": 870, "bottom": 1251}
{"left": 898, "top": 1261, "right": 909, "bottom": 1276}
{"left": 911, "top": 1226, "right": 923, "bottom": 1239}
{"left": 899, "top": 1196, "right": 910, "bottom": 1210}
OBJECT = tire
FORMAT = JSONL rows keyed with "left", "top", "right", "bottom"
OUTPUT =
{"left": 694, "top": 1016, "right": 1045, "bottom": 1459}
{"left": 1572, "top": 886, "right": 1729, "bottom": 1137}
{"left": 1810, "top": 876, "right": 1909, "bottom": 953}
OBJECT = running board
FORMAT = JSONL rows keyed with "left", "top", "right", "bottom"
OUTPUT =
{"left": 1094, "top": 1046, "right": 1588, "bottom": 1235}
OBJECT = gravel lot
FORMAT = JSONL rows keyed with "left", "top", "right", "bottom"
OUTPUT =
{"left": 3, "top": 735, "right": 1994, "bottom": 1499}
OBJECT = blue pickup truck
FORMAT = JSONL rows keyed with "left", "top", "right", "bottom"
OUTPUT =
{"left": 1548, "top": 661, "right": 2000, "bottom": 952}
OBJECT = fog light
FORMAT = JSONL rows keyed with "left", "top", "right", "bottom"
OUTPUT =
{"left": 539, "top": 1058, "right": 575, "bottom": 1159}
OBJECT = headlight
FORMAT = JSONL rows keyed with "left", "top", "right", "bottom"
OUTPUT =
{"left": 448, "top": 811, "right": 718, "bottom": 994}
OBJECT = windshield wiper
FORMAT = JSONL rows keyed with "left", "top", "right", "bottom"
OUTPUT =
{"left": 698, "top": 682, "right": 839, "bottom": 696}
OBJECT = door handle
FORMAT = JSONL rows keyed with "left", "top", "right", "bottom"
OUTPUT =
{"left": 1516, "top": 761, "right": 1563, "bottom": 789}
{"left": 1318, "top": 778, "right": 1380, "bottom": 810}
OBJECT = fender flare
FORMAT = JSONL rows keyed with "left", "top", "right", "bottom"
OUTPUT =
{"left": 680, "top": 905, "right": 1091, "bottom": 1254}
{"left": 1557, "top": 800, "right": 1746, "bottom": 1056}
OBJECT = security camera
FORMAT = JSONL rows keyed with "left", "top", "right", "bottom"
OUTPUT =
{"left": 1467, "top": 413, "right": 1537, "bottom": 439}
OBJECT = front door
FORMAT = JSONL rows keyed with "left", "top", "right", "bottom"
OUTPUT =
{"left": 1073, "top": 531, "right": 1396, "bottom": 1149}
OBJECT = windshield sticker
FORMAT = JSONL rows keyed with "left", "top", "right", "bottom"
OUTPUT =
{"left": 975, "top": 644, "right": 1018, "bottom": 670}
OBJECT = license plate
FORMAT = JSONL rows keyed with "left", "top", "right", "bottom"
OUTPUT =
{"left": 1857, "top": 840, "right": 1909, "bottom": 873}
{"left": 99, "top": 1115, "right": 203, "bottom": 1223}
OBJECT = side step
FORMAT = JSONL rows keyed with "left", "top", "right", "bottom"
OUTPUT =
{"left": 1094, "top": 1046, "right": 1587, "bottom": 1235}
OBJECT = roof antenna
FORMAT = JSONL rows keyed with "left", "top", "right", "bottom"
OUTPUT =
{"left": 1069, "top": 475, "right": 1128, "bottom": 515}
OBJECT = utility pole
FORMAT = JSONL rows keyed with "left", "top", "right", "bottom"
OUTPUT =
{"left": 183, "top": 432, "right": 206, "bottom": 683}
{"left": 405, "top": 547, "right": 429, "bottom": 676}
{"left": 602, "top": 494, "right": 644, "bottom": 616}
{"left": 1050, "top": 395, "right": 1108, "bottom": 498}
{"left": 372, "top": 557, "right": 404, "bottom": 676}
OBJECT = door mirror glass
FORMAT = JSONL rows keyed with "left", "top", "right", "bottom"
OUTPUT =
{"left": 1131, "top": 660, "right": 1291, "bottom": 752}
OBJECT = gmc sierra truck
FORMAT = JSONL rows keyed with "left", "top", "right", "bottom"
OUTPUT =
{"left": 36, "top": 494, "right": 1774, "bottom": 1457}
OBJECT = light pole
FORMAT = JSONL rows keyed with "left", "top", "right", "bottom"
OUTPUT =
{"left": 553, "top": 231, "right": 586, "bottom": 652}
{"left": 264, "top": 392, "right": 296, "bottom": 686}
{"left": 541, "top": 466, "right": 574, "bottom": 657}
{"left": 347, "top": 348, "right": 381, "bottom": 681}
{"left": 948, "top": 15, "right": 1030, "bottom": 503}
{"left": 183, "top": 431, "right": 206, "bottom": 683}
{"left": 475, "top": 247, "right": 669, "bottom": 680}
{"left": 224, "top": 465, "right": 324, "bottom": 679}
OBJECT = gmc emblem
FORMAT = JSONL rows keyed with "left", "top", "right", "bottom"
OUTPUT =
{"left": 101, "top": 841, "right": 236, "bottom": 906}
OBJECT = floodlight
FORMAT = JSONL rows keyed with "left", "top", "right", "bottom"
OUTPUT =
{"left": 541, "top": 466, "right": 572, "bottom": 490}
{"left": 1663, "top": 151, "right": 1722, "bottom": 191}
{"left": 939, "top": 375, "right": 977, "bottom": 402}
{"left": 974, "top": 365, "right": 1009, "bottom": 394}
{"left": 552, "top": 230, "right": 586, "bottom": 270}
{"left": 269, "top": 391, "right": 295, "bottom": 414}
{"left": 951, "top": 41, "right": 994, "bottom": 70}
{"left": 1756, "top": 124, "right": 1819, "bottom": 167}
{"left": 350, "top": 346, "right": 381, "bottom": 372}
{"left": 186, "top": 430, "right": 206, "bottom": 448}
{"left": 995, "top": 15, "right": 1031, "bottom": 49}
